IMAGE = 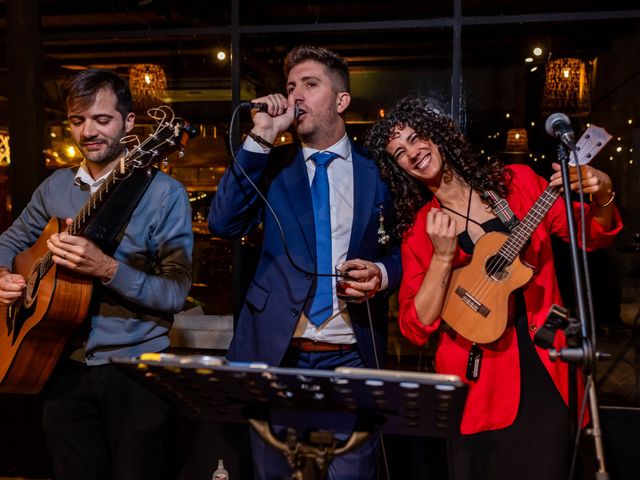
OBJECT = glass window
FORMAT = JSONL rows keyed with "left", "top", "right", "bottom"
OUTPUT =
{"left": 463, "top": 0, "right": 639, "bottom": 16}
{"left": 241, "top": 0, "right": 452, "bottom": 25}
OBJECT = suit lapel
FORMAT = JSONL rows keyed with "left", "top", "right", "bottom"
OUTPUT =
{"left": 348, "top": 148, "right": 376, "bottom": 257}
{"left": 283, "top": 149, "right": 316, "bottom": 259}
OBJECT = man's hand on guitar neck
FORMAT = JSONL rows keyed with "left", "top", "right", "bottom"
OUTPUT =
{"left": 0, "top": 267, "right": 26, "bottom": 305}
{"left": 47, "top": 218, "right": 119, "bottom": 283}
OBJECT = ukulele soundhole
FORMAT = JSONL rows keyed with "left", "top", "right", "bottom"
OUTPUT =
{"left": 485, "top": 254, "right": 510, "bottom": 282}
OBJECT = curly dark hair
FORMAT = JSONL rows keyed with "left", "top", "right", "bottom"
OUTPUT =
{"left": 365, "top": 96, "right": 510, "bottom": 238}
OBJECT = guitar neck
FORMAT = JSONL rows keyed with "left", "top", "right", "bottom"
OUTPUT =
{"left": 500, "top": 185, "right": 560, "bottom": 262}
{"left": 34, "top": 109, "right": 196, "bottom": 283}
{"left": 38, "top": 167, "right": 126, "bottom": 278}
{"left": 67, "top": 168, "right": 123, "bottom": 236}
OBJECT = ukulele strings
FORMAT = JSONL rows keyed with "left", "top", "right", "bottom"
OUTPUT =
{"left": 460, "top": 186, "right": 560, "bottom": 303}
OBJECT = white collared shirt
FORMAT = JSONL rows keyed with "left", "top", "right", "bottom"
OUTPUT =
{"left": 73, "top": 160, "right": 112, "bottom": 193}
{"left": 244, "top": 134, "right": 388, "bottom": 343}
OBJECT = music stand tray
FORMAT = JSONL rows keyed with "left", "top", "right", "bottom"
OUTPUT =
{"left": 113, "top": 353, "right": 467, "bottom": 479}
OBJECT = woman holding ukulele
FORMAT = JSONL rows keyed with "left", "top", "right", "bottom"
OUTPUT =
{"left": 365, "top": 96, "right": 622, "bottom": 479}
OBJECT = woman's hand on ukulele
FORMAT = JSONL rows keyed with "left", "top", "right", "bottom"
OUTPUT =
{"left": 549, "top": 162, "right": 614, "bottom": 200}
{"left": 426, "top": 208, "right": 457, "bottom": 263}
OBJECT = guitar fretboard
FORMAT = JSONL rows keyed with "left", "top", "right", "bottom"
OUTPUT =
{"left": 34, "top": 115, "right": 183, "bottom": 283}
{"left": 36, "top": 159, "right": 140, "bottom": 281}
{"left": 499, "top": 185, "right": 560, "bottom": 263}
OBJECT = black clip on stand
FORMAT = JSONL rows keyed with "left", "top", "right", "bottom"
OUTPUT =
{"left": 534, "top": 143, "right": 609, "bottom": 480}
{"left": 112, "top": 354, "right": 467, "bottom": 480}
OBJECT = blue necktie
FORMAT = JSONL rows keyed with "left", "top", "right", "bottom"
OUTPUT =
{"left": 308, "top": 151, "right": 338, "bottom": 327}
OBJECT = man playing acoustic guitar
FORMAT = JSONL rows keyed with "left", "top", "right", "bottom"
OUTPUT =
{"left": 0, "top": 69, "right": 193, "bottom": 480}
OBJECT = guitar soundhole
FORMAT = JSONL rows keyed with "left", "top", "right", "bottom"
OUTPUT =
{"left": 24, "top": 263, "right": 42, "bottom": 309}
{"left": 6, "top": 304, "right": 15, "bottom": 336}
{"left": 485, "top": 254, "right": 510, "bottom": 281}
{"left": 5, "top": 298, "right": 34, "bottom": 345}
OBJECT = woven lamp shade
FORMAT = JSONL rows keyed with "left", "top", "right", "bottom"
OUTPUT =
{"left": 541, "top": 58, "right": 590, "bottom": 117}
{"left": 505, "top": 128, "right": 528, "bottom": 153}
{"left": 129, "top": 64, "right": 168, "bottom": 111}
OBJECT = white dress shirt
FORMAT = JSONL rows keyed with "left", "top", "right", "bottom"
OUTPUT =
{"left": 244, "top": 134, "right": 388, "bottom": 344}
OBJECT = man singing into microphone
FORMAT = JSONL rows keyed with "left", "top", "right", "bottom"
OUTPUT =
{"left": 209, "top": 45, "right": 401, "bottom": 479}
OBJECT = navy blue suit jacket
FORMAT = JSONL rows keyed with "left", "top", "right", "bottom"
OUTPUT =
{"left": 209, "top": 141, "right": 401, "bottom": 368}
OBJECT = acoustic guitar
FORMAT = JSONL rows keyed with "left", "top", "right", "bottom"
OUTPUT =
{"left": 441, "top": 125, "right": 611, "bottom": 344}
{"left": 0, "top": 106, "right": 197, "bottom": 394}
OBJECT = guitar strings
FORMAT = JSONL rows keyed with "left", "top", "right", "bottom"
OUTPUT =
{"left": 37, "top": 106, "right": 179, "bottom": 283}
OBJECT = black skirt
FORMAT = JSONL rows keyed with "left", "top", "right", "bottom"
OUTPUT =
{"left": 449, "top": 292, "right": 572, "bottom": 480}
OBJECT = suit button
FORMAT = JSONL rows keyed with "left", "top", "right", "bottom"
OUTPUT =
{"left": 305, "top": 274, "right": 312, "bottom": 280}
{"left": 291, "top": 308, "right": 299, "bottom": 316}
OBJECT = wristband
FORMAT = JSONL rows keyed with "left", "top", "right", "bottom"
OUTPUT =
{"left": 247, "top": 131, "right": 274, "bottom": 149}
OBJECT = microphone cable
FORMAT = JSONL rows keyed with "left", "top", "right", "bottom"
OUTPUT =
{"left": 227, "top": 102, "right": 333, "bottom": 281}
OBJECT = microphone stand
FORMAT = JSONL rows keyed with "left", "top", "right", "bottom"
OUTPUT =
{"left": 552, "top": 144, "right": 609, "bottom": 479}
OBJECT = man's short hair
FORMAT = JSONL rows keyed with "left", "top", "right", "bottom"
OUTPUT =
{"left": 284, "top": 45, "right": 350, "bottom": 93}
{"left": 62, "top": 69, "right": 132, "bottom": 119}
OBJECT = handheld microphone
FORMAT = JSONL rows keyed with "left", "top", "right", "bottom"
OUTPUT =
{"left": 240, "top": 101, "right": 302, "bottom": 120}
{"left": 545, "top": 112, "right": 576, "bottom": 149}
{"left": 239, "top": 101, "right": 268, "bottom": 112}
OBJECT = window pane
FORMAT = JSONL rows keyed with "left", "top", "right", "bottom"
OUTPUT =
{"left": 241, "top": 0, "right": 452, "bottom": 25}
{"left": 463, "top": 0, "right": 638, "bottom": 16}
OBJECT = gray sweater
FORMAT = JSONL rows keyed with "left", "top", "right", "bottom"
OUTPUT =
{"left": 0, "top": 167, "right": 193, "bottom": 364}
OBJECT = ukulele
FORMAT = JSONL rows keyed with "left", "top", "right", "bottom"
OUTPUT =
{"left": 441, "top": 125, "right": 611, "bottom": 344}
{"left": 0, "top": 106, "right": 197, "bottom": 394}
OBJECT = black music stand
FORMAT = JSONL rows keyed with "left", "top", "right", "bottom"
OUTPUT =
{"left": 113, "top": 353, "right": 467, "bottom": 480}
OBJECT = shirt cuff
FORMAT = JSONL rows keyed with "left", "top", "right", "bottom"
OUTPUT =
{"left": 375, "top": 262, "right": 389, "bottom": 290}
{"left": 244, "top": 135, "right": 271, "bottom": 154}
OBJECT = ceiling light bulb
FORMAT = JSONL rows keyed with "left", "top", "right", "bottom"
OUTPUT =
{"left": 533, "top": 47, "right": 543, "bottom": 56}
{"left": 217, "top": 51, "right": 226, "bottom": 61}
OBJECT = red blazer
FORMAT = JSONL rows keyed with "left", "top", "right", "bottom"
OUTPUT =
{"left": 398, "top": 164, "right": 622, "bottom": 434}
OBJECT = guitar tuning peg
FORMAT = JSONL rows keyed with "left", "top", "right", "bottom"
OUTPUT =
{"left": 162, "top": 158, "right": 169, "bottom": 169}
{"left": 178, "top": 149, "right": 185, "bottom": 159}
